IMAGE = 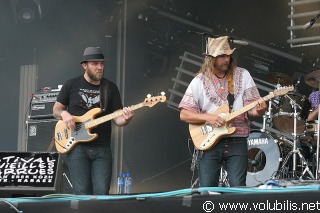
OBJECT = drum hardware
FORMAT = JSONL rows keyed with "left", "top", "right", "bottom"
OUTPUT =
{"left": 304, "top": 69, "right": 320, "bottom": 179}
{"left": 287, "top": 94, "right": 302, "bottom": 110}
{"left": 272, "top": 93, "right": 311, "bottom": 134}
{"left": 278, "top": 97, "right": 300, "bottom": 178}
{"left": 251, "top": 73, "right": 320, "bottom": 181}
{"left": 261, "top": 98, "right": 274, "bottom": 132}
{"left": 277, "top": 136, "right": 294, "bottom": 148}
{"left": 294, "top": 75, "right": 302, "bottom": 93}
{"left": 299, "top": 120, "right": 318, "bottom": 146}
{"left": 251, "top": 121, "right": 294, "bottom": 141}
{"left": 275, "top": 147, "right": 315, "bottom": 180}
{"left": 267, "top": 72, "right": 294, "bottom": 86}
{"left": 267, "top": 95, "right": 316, "bottom": 180}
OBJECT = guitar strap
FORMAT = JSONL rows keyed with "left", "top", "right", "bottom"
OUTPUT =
{"left": 227, "top": 93, "right": 234, "bottom": 109}
{"left": 99, "top": 78, "right": 109, "bottom": 112}
{"left": 227, "top": 70, "right": 235, "bottom": 109}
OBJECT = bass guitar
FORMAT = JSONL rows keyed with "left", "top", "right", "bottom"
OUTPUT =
{"left": 54, "top": 94, "right": 166, "bottom": 154}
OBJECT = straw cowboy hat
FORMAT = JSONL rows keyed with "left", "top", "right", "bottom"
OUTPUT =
{"left": 205, "top": 36, "right": 235, "bottom": 57}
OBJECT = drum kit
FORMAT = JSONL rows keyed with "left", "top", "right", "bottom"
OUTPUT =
{"left": 246, "top": 70, "right": 320, "bottom": 187}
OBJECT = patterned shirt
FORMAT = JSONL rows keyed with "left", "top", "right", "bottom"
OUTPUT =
{"left": 179, "top": 67, "right": 261, "bottom": 137}
{"left": 309, "top": 90, "right": 320, "bottom": 110}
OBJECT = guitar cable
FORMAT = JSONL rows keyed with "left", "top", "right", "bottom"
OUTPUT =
{"left": 54, "top": 137, "right": 67, "bottom": 149}
{"left": 188, "top": 137, "right": 202, "bottom": 188}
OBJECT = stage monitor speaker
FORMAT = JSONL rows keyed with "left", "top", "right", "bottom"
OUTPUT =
{"left": 0, "top": 152, "right": 62, "bottom": 198}
{"left": 26, "top": 119, "right": 57, "bottom": 152}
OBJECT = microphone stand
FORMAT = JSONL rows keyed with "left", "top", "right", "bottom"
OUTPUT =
{"left": 304, "top": 11, "right": 320, "bottom": 29}
{"left": 187, "top": 31, "right": 249, "bottom": 45}
{"left": 310, "top": 11, "right": 320, "bottom": 28}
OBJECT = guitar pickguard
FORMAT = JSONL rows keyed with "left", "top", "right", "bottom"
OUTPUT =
{"left": 200, "top": 125, "right": 229, "bottom": 149}
{"left": 55, "top": 121, "right": 96, "bottom": 153}
{"left": 200, "top": 123, "right": 214, "bottom": 135}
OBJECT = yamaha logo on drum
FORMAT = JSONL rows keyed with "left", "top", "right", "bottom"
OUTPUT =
{"left": 248, "top": 137, "right": 269, "bottom": 146}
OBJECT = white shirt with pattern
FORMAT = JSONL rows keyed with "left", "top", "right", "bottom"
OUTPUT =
{"left": 179, "top": 67, "right": 261, "bottom": 137}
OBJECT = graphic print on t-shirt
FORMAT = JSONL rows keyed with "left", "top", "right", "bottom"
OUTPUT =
{"left": 78, "top": 88, "right": 100, "bottom": 109}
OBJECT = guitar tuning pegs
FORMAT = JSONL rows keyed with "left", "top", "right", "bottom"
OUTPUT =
{"left": 147, "top": 94, "right": 152, "bottom": 98}
{"left": 160, "top": 91, "right": 165, "bottom": 96}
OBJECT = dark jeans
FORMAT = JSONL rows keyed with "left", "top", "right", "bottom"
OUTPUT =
{"left": 66, "top": 143, "right": 112, "bottom": 195}
{"left": 199, "top": 137, "right": 248, "bottom": 187}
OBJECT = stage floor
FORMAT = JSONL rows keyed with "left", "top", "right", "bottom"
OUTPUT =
{"left": 1, "top": 182, "right": 320, "bottom": 213}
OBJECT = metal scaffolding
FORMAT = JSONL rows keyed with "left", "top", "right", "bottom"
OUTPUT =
{"left": 288, "top": 0, "right": 320, "bottom": 47}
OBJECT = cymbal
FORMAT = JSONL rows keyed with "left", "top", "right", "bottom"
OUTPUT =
{"left": 267, "top": 72, "right": 294, "bottom": 86}
{"left": 304, "top": 70, "right": 320, "bottom": 88}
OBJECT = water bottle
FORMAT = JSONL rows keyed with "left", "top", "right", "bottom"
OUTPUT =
{"left": 117, "top": 173, "right": 125, "bottom": 194}
{"left": 124, "top": 173, "right": 132, "bottom": 194}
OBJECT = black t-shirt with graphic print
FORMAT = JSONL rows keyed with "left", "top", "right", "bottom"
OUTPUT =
{"left": 57, "top": 75, "right": 123, "bottom": 145}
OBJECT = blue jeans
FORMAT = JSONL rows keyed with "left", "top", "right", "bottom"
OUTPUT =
{"left": 199, "top": 137, "right": 248, "bottom": 187}
{"left": 66, "top": 143, "right": 112, "bottom": 195}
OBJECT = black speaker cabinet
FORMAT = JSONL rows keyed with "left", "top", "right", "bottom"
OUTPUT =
{"left": 26, "top": 119, "right": 73, "bottom": 194}
{"left": 0, "top": 152, "right": 62, "bottom": 197}
{"left": 26, "top": 119, "right": 57, "bottom": 152}
{"left": 29, "top": 101, "right": 55, "bottom": 119}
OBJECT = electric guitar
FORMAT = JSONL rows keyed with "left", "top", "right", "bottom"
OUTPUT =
{"left": 54, "top": 94, "right": 166, "bottom": 154}
{"left": 189, "top": 86, "right": 294, "bottom": 150}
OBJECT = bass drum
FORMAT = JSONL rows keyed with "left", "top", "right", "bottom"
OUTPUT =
{"left": 246, "top": 130, "right": 285, "bottom": 187}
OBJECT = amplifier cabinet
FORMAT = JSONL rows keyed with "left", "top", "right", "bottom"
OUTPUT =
{"left": 26, "top": 119, "right": 73, "bottom": 194}
{"left": 29, "top": 101, "right": 55, "bottom": 119}
{"left": 29, "top": 91, "right": 59, "bottom": 119}
{"left": 27, "top": 119, "right": 57, "bottom": 152}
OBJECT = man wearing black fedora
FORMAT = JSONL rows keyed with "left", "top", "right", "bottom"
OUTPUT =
{"left": 53, "top": 47, "right": 134, "bottom": 195}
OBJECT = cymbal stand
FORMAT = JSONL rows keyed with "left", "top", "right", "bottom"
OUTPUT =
{"left": 261, "top": 84, "right": 278, "bottom": 132}
{"left": 297, "top": 149, "right": 315, "bottom": 179}
{"left": 261, "top": 99, "right": 273, "bottom": 133}
{"left": 276, "top": 95, "right": 301, "bottom": 178}
{"left": 292, "top": 98, "right": 299, "bottom": 176}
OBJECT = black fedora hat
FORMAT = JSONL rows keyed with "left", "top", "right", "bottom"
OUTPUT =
{"left": 81, "top": 47, "right": 105, "bottom": 64}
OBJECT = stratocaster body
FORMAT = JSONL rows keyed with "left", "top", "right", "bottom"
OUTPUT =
{"left": 189, "top": 86, "right": 294, "bottom": 151}
{"left": 189, "top": 104, "right": 236, "bottom": 150}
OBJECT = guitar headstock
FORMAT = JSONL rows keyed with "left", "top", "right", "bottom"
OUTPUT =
{"left": 144, "top": 92, "right": 166, "bottom": 107}
{"left": 272, "top": 85, "right": 294, "bottom": 97}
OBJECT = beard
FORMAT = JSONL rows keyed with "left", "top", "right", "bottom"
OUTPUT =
{"left": 87, "top": 69, "right": 104, "bottom": 81}
{"left": 215, "top": 62, "right": 229, "bottom": 72}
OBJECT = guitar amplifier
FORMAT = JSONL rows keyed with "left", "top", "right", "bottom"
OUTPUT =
{"left": 26, "top": 119, "right": 57, "bottom": 152}
{"left": 25, "top": 119, "right": 73, "bottom": 195}
{"left": 29, "top": 91, "right": 59, "bottom": 119}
